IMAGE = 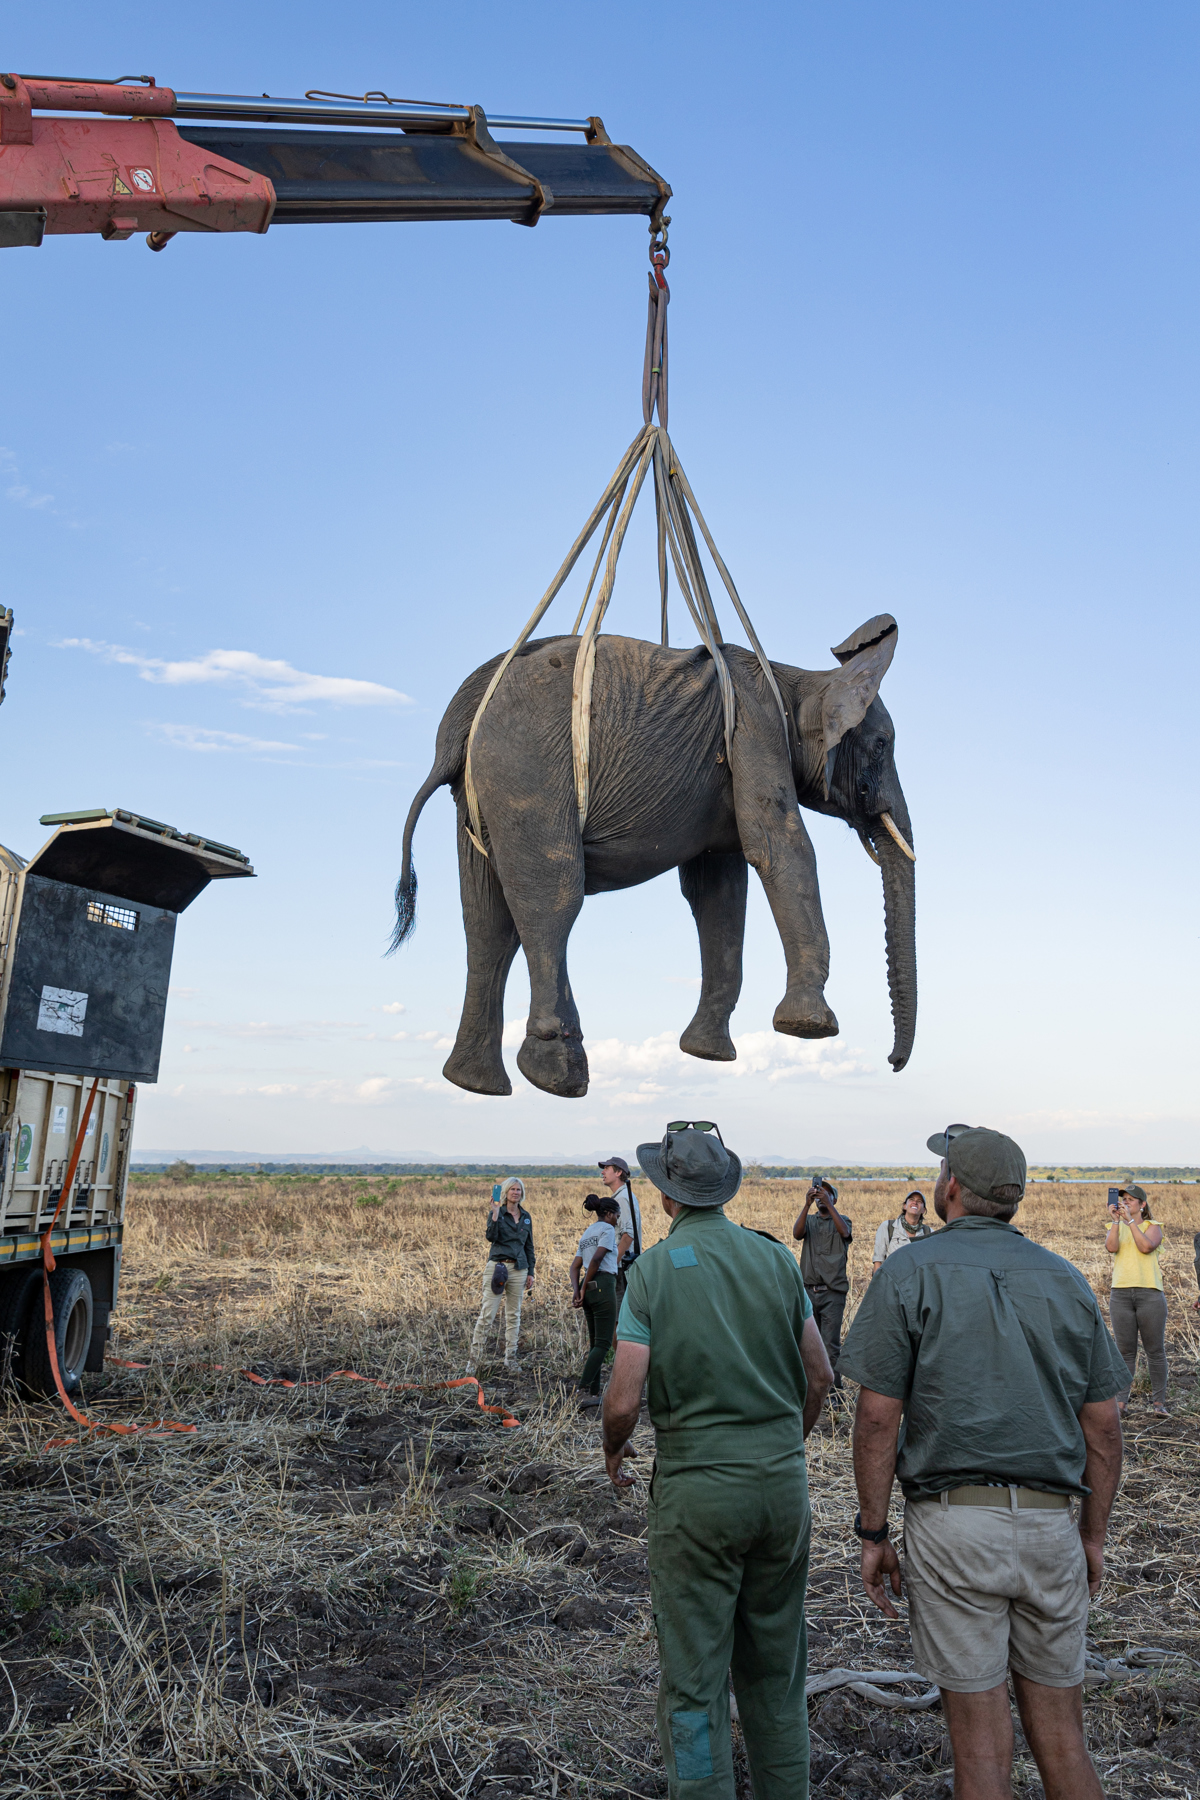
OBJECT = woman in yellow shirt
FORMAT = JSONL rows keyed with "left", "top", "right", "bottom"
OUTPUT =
{"left": 1105, "top": 1183, "right": 1167, "bottom": 1417}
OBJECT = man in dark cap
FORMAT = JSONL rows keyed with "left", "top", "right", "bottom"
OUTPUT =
{"left": 839, "top": 1124, "right": 1127, "bottom": 1800}
{"left": 601, "top": 1121, "right": 833, "bottom": 1800}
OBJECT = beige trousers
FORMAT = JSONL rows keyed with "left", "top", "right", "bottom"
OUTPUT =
{"left": 469, "top": 1262, "right": 524, "bottom": 1362}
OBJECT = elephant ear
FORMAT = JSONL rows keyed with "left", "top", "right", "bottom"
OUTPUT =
{"left": 798, "top": 617, "right": 898, "bottom": 799}
{"left": 830, "top": 614, "right": 898, "bottom": 666}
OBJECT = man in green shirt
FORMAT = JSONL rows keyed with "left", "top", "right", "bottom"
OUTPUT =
{"left": 839, "top": 1124, "right": 1125, "bottom": 1800}
{"left": 601, "top": 1122, "right": 833, "bottom": 1800}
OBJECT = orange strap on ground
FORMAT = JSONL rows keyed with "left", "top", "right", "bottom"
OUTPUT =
{"left": 39, "top": 1100, "right": 519, "bottom": 1446}
{"left": 39, "top": 1081, "right": 200, "bottom": 1449}
{"left": 97, "top": 1361, "right": 521, "bottom": 1430}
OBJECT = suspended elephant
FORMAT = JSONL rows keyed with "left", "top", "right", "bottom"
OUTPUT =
{"left": 393, "top": 613, "right": 915, "bottom": 1099}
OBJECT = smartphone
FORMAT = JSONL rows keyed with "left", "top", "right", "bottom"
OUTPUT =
{"left": 492, "top": 1182, "right": 502, "bottom": 1205}
{"left": 1107, "top": 1187, "right": 1120, "bottom": 1210}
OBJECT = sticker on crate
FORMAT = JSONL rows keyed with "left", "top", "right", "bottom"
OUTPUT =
{"left": 37, "top": 985, "right": 89, "bottom": 1037}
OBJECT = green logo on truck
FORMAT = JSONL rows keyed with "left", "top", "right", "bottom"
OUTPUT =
{"left": 15, "top": 1124, "right": 32, "bottom": 1173}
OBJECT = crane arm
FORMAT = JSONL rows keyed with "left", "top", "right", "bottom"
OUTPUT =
{"left": 0, "top": 74, "right": 670, "bottom": 247}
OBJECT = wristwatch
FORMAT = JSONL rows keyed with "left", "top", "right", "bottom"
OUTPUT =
{"left": 853, "top": 1512, "right": 890, "bottom": 1544}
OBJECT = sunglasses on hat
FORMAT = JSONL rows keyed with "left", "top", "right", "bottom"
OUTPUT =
{"left": 933, "top": 1122, "right": 972, "bottom": 1162}
{"left": 666, "top": 1120, "right": 726, "bottom": 1146}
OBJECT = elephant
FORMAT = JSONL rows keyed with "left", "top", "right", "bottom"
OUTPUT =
{"left": 393, "top": 613, "right": 915, "bottom": 1099}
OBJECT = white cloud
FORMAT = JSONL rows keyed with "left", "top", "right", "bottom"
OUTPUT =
{"left": 1, "top": 445, "right": 53, "bottom": 510}
{"left": 178, "top": 1019, "right": 360, "bottom": 1041}
{"left": 6, "top": 483, "right": 54, "bottom": 510}
{"left": 57, "top": 638, "right": 410, "bottom": 712}
{"left": 244, "top": 1074, "right": 448, "bottom": 1105}
{"left": 380, "top": 1002, "right": 407, "bottom": 1015}
{"left": 497, "top": 1022, "right": 874, "bottom": 1101}
{"left": 153, "top": 723, "right": 301, "bottom": 754}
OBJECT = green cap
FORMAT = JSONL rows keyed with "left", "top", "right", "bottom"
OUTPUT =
{"left": 1119, "top": 1183, "right": 1147, "bottom": 1204}
{"left": 925, "top": 1124, "right": 1026, "bottom": 1203}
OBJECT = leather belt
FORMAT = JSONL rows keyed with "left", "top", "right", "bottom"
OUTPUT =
{"left": 944, "top": 1485, "right": 1070, "bottom": 1510}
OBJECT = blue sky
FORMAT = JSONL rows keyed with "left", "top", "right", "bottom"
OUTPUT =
{"left": 5, "top": 3, "right": 1197, "bottom": 1164}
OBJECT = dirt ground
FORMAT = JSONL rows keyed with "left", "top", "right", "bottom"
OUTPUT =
{"left": 1, "top": 1174, "right": 1197, "bottom": 1798}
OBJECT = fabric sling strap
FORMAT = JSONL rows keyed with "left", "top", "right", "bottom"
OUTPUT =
{"left": 461, "top": 227, "right": 789, "bottom": 858}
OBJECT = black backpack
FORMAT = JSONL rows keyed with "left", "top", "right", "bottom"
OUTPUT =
{"left": 619, "top": 1183, "right": 642, "bottom": 1272}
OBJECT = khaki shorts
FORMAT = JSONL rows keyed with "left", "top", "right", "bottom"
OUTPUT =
{"left": 902, "top": 1495, "right": 1089, "bottom": 1693}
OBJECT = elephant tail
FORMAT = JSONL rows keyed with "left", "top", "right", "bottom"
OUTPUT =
{"left": 390, "top": 648, "right": 514, "bottom": 952}
{"left": 390, "top": 767, "right": 444, "bottom": 952}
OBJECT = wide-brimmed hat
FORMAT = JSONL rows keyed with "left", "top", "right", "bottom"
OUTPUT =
{"left": 637, "top": 1125, "right": 742, "bottom": 1208}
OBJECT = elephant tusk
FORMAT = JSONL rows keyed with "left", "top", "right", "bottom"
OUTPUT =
{"left": 857, "top": 829, "right": 881, "bottom": 867}
{"left": 879, "top": 812, "right": 916, "bottom": 863}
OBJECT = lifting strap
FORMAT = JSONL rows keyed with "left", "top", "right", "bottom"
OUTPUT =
{"left": 463, "top": 225, "right": 790, "bottom": 855}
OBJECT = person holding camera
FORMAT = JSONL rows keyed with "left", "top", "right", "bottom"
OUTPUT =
{"left": 793, "top": 1178, "right": 853, "bottom": 1386}
{"left": 571, "top": 1193, "right": 622, "bottom": 1404}
{"left": 872, "top": 1190, "right": 933, "bottom": 1272}
{"left": 1105, "top": 1183, "right": 1168, "bottom": 1418}
{"left": 465, "top": 1176, "right": 535, "bottom": 1375}
{"left": 598, "top": 1154, "right": 643, "bottom": 1306}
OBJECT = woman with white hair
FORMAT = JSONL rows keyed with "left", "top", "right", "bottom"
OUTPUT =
{"left": 465, "top": 1176, "right": 535, "bottom": 1374}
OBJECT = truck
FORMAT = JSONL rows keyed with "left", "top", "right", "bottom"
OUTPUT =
{"left": 0, "top": 807, "right": 253, "bottom": 1397}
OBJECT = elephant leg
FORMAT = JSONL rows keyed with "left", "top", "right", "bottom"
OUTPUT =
{"left": 501, "top": 849, "right": 589, "bottom": 1100}
{"left": 443, "top": 818, "right": 521, "bottom": 1096}
{"left": 731, "top": 752, "right": 839, "bottom": 1040}
{"left": 678, "top": 851, "right": 746, "bottom": 1061}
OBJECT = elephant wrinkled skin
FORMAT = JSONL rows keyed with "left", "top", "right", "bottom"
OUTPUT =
{"left": 394, "top": 615, "right": 915, "bottom": 1098}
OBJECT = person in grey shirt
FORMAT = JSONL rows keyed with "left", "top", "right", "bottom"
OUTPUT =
{"left": 840, "top": 1123, "right": 1125, "bottom": 1800}
{"left": 792, "top": 1179, "right": 852, "bottom": 1387}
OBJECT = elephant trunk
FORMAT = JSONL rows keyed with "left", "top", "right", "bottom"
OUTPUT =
{"left": 872, "top": 798, "right": 916, "bottom": 1071}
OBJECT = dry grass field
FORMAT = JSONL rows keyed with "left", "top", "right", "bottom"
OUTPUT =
{"left": 1, "top": 1173, "right": 1198, "bottom": 1799}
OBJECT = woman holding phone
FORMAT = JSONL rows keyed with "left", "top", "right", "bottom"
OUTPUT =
{"left": 465, "top": 1177, "right": 535, "bottom": 1375}
{"left": 1105, "top": 1183, "right": 1168, "bottom": 1417}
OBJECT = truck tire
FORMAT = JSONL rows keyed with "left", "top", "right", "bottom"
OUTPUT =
{"left": 23, "top": 1268, "right": 93, "bottom": 1400}
{"left": 0, "top": 1267, "right": 41, "bottom": 1391}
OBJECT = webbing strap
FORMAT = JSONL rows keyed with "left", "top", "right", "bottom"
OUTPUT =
{"left": 36, "top": 1081, "right": 200, "bottom": 1446}
{"left": 463, "top": 244, "right": 788, "bottom": 851}
{"left": 44, "top": 1363, "right": 519, "bottom": 1451}
{"left": 35, "top": 1105, "right": 519, "bottom": 1447}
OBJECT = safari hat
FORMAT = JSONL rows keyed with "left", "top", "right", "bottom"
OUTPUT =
{"left": 1119, "top": 1182, "right": 1147, "bottom": 1204}
{"left": 925, "top": 1124, "right": 1026, "bottom": 1203}
{"left": 637, "top": 1124, "right": 742, "bottom": 1208}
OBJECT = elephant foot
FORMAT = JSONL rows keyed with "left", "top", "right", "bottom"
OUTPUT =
{"left": 516, "top": 1029, "right": 589, "bottom": 1098}
{"left": 773, "top": 992, "right": 839, "bottom": 1040}
{"left": 680, "top": 1014, "right": 737, "bottom": 1062}
{"left": 443, "top": 1042, "right": 512, "bottom": 1097}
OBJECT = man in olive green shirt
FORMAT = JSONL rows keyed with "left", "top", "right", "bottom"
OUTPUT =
{"left": 601, "top": 1123, "right": 833, "bottom": 1800}
{"left": 839, "top": 1123, "right": 1125, "bottom": 1800}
